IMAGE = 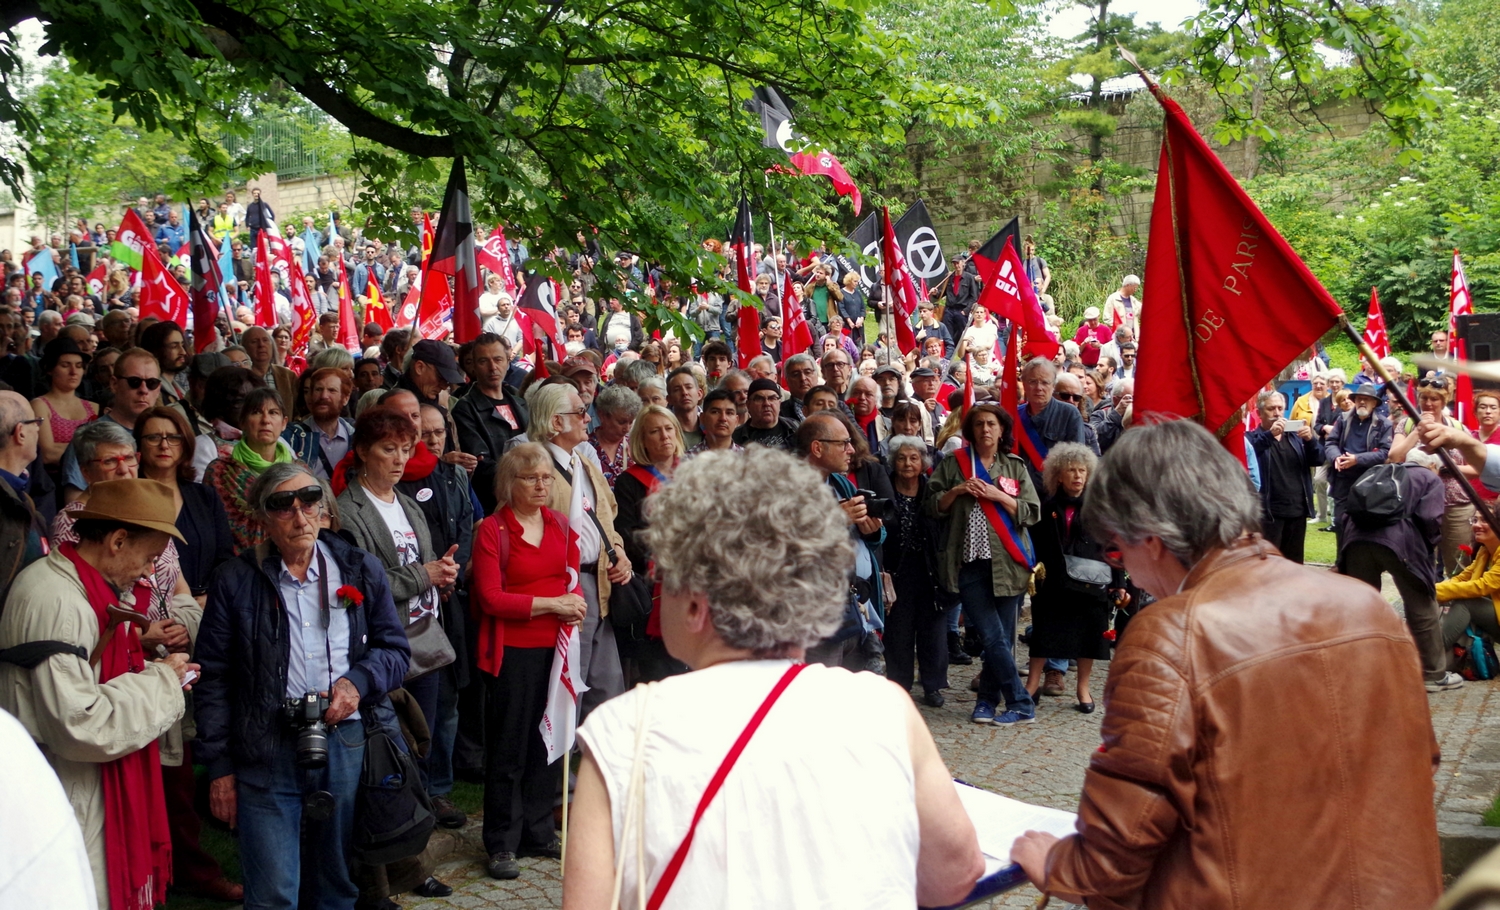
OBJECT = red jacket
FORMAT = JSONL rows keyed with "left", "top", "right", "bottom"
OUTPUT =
{"left": 469, "top": 505, "right": 580, "bottom": 675}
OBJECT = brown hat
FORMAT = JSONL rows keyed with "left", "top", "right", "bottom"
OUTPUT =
{"left": 561, "top": 356, "right": 599, "bottom": 377}
{"left": 71, "top": 479, "right": 186, "bottom": 543}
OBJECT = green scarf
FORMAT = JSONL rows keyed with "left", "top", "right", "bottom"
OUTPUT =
{"left": 231, "top": 437, "right": 294, "bottom": 473}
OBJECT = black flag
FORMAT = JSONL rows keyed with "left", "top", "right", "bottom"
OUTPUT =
{"left": 893, "top": 200, "right": 947, "bottom": 288}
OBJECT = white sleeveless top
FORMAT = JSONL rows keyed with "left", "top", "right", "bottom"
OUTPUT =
{"left": 577, "top": 660, "right": 920, "bottom": 909}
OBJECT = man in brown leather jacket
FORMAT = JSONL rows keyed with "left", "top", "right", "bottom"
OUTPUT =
{"left": 1012, "top": 419, "right": 1442, "bottom": 910}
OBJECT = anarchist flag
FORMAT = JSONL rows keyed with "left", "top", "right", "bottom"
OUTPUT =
{"left": 429, "top": 158, "right": 482, "bottom": 343}
{"left": 731, "top": 196, "right": 761, "bottom": 369}
{"left": 746, "top": 86, "right": 862, "bottom": 214}
{"left": 517, "top": 272, "right": 562, "bottom": 360}
{"left": 1127, "top": 62, "right": 1343, "bottom": 460}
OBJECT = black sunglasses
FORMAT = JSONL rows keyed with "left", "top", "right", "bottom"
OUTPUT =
{"left": 119, "top": 376, "right": 162, "bottom": 390}
{"left": 1055, "top": 391, "right": 1083, "bottom": 403}
{"left": 265, "top": 485, "right": 324, "bottom": 515}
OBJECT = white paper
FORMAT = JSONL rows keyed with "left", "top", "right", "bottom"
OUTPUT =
{"left": 952, "top": 781, "right": 1077, "bottom": 870}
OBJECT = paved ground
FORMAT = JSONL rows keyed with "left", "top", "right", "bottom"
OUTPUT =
{"left": 399, "top": 572, "right": 1500, "bottom": 910}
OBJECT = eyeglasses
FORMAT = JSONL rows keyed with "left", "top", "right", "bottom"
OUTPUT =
{"left": 815, "top": 437, "right": 855, "bottom": 449}
{"left": 89, "top": 453, "right": 139, "bottom": 469}
{"left": 517, "top": 473, "right": 554, "bottom": 486}
{"left": 562, "top": 407, "right": 589, "bottom": 419}
{"left": 14, "top": 417, "right": 43, "bottom": 429}
{"left": 141, "top": 433, "right": 185, "bottom": 448}
{"left": 1102, "top": 544, "right": 1125, "bottom": 569}
{"left": 265, "top": 485, "right": 324, "bottom": 517}
{"left": 1055, "top": 392, "right": 1083, "bottom": 403}
{"left": 118, "top": 375, "right": 162, "bottom": 391}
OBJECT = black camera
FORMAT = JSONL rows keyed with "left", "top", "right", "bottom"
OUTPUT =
{"left": 283, "top": 691, "right": 331, "bottom": 770}
{"left": 854, "top": 488, "right": 893, "bottom": 521}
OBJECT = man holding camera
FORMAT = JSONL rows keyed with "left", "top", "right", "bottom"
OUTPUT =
{"left": 195, "top": 463, "right": 411, "bottom": 910}
{"left": 798, "top": 412, "right": 888, "bottom": 671}
{"left": 0, "top": 479, "right": 196, "bottom": 910}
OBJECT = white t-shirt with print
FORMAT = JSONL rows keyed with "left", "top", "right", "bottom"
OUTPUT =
{"left": 369, "top": 493, "right": 439, "bottom": 623}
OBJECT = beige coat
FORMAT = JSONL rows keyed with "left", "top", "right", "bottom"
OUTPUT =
{"left": 0, "top": 550, "right": 185, "bottom": 910}
{"left": 546, "top": 447, "right": 626, "bottom": 611}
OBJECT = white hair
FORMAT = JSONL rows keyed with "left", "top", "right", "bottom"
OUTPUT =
{"left": 645, "top": 448, "right": 854, "bottom": 653}
{"left": 1123, "top": 274, "right": 1141, "bottom": 286}
{"left": 528, "top": 383, "right": 576, "bottom": 444}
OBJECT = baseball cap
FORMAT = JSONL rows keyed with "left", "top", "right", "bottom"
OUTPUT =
{"left": 562, "top": 356, "right": 600, "bottom": 378}
{"left": 910, "top": 367, "right": 938, "bottom": 380}
{"left": 410, "top": 339, "right": 465, "bottom": 384}
{"left": 874, "top": 365, "right": 903, "bottom": 379}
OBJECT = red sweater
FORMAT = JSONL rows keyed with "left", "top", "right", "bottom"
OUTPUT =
{"left": 470, "top": 506, "right": 580, "bottom": 675}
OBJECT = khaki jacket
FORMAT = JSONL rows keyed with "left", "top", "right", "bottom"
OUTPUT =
{"left": 1042, "top": 537, "right": 1443, "bottom": 910}
{"left": 0, "top": 550, "right": 185, "bottom": 910}
{"left": 547, "top": 448, "right": 626, "bottom": 612}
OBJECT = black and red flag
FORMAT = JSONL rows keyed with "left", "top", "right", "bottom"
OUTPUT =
{"left": 746, "top": 86, "right": 862, "bottom": 214}
{"left": 517, "top": 272, "right": 562, "bottom": 361}
{"left": 188, "top": 209, "right": 226, "bottom": 352}
{"left": 731, "top": 195, "right": 761, "bottom": 368}
{"left": 429, "top": 158, "right": 483, "bottom": 343}
{"left": 1126, "top": 54, "right": 1343, "bottom": 461}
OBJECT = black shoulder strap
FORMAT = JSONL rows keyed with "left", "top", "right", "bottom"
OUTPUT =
{"left": 0, "top": 641, "right": 87, "bottom": 669}
{"left": 552, "top": 457, "right": 619, "bottom": 566}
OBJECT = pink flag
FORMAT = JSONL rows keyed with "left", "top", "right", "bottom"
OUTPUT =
{"left": 539, "top": 623, "right": 588, "bottom": 764}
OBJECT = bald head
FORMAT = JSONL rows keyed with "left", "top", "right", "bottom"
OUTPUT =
{"left": 1055, "top": 373, "right": 1082, "bottom": 397}
{"left": 0, "top": 390, "right": 37, "bottom": 468}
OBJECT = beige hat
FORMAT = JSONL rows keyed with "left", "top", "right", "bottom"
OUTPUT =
{"left": 71, "top": 479, "right": 186, "bottom": 542}
{"left": 1083, "top": 306, "right": 1101, "bottom": 321}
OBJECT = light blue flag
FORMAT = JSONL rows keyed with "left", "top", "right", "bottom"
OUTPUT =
{"left": 23, "top": 247, "right": 61, "bottom": 290}
{"left": 219, "top": 231, "right": 239, "bottom": 307}
{"left": 69, "top": 242, "right": 80, "bottom": 270}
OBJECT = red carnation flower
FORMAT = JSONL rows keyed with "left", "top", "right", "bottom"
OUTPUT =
{"left": 336, "top": 585, "right": 364, "bottom": 609}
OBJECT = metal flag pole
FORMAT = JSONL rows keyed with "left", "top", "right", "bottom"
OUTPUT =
{"left": 1339, "top": 315, "right": 1496, "bottom": 527}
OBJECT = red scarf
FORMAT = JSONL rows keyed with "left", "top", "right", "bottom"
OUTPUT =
{"left": 60, "top": 543, "right": 172, "bottom": 910}
{"left": 329, "top": 442, "right": 440, "bottom": 494}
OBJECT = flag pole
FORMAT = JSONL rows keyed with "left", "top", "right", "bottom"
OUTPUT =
{"left": 1338, "top": 315, "right": 1496, "bottom": 527}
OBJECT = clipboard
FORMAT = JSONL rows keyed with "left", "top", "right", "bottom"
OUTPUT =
{"left": 922, "top": 781, "right": 1078, "bottom": 910}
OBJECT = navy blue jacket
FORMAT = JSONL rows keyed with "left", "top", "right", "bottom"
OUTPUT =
{"left": 175, "top": 480, "right": 236, "bottom": 596}
{"left": 194, "top": 531, "right": 411, "bottom": 780}
{"left": 1321, "top": 412, "right": 1393, "bottom": 500}
{"left": 1246, "top": 427, "right": 1325, "bottom": 519}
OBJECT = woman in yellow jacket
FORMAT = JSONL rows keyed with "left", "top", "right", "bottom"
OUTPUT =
{"left": 1439, "top": 512, "right": 1500, "bottom": 651}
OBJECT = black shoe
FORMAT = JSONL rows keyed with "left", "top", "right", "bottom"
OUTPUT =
{"left": 1318, "top": 525, "right": 1336, "bottom": 532}
{"left": 518, "top": 838, "right": 563, "bottom": 860}
{"left": 356, "top": 899, "right": 399, "bottom": 910}
{"left": 413, "top": 877, "right": 453, "bottom": 898}
{"left": 431, "top": 795, "right": 468, "bottom": 829}
{"left": 923, "top": 690, "right": 946, "bottom": 708}
{"left": 487, "top": 852, "right": 520, "bottom": 879}
{"left": 947, "top": 631, "right": 973, "bottom": 664}
{"left": 1075, "top": 699, "right": 1096, "bottom": 714}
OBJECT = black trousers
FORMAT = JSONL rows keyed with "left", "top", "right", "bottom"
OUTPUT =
{"left": 885, "top": 574, "right": 948, "bottom": 694}
{"left": 482, "top": 647, "right": 557, "bottom": 855}
{"left": 1262, "top": 514, "right": 1308, "bottom": 563}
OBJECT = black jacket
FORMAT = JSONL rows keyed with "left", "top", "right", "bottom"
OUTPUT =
{"left": 175, "top": 480, "right": 236, "bottom": 596}
{"left": 194, "top": 531, "right": 411, "bottom": 779}
{"left": 1246, "top": 427, "right": 1325, "bottom": 519}
{"left": 244, "top": 199, "right": 275, "bottom": 230}
{"left": 452, "top": 385, "right": 530, "bottom": 515}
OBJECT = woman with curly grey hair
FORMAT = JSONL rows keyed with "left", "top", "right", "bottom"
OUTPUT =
{"left": 562, "top": 447, "right": 983, "bottom": 910}
{"left": 884, "top": 434, "right": 948, "bottom": 706}
{"left": 1023, "top": 442, "right": 1122, "bottom": 713}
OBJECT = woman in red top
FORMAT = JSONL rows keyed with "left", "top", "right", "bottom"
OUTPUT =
{"left": 471, "top": 442, "right": 586, "bottom": 881}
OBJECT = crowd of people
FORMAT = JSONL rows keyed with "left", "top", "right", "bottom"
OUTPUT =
{"left": 0, "top": 191, "right": 1480, "bottom": 910}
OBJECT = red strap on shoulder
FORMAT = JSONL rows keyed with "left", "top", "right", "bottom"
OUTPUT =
{"left": 645, "top": 662, "right": 809, "bottom": 910}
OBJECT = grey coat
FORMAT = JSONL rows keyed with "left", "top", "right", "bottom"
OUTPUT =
{"left": 336, "top": 480, "right": 436, "bottom": 611}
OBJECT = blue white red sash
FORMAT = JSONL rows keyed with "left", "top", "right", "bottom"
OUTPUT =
{"left": 1015, "top": 407, "right": 1048, "bottom": 474}
{"left": 957, "top": 446, "right": 1035, "bottom": 569}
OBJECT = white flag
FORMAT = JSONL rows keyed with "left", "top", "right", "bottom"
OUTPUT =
{"left": 539, "top": 622, "right": 588, "bottom": 764}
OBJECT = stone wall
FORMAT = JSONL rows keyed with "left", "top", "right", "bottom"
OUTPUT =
{"left": 242, "top": 172, "right": 360, "bottom": 224}
{"left": 909, "top": 92, "right": 1378, "bottom": 254}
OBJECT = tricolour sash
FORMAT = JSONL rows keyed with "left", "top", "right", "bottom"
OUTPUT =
{"left": 1015, "top": 406, "right": 1048, "bottom": 474}
{"left": 957, "top": 447, "right": 1036, "bottom": 569}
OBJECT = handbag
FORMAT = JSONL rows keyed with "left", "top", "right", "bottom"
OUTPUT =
{"left": 402, "top": 614, "right": 456, "bottom": 682}
{"left": 1063, "top": 554, "right": 1112, "bottom": 593}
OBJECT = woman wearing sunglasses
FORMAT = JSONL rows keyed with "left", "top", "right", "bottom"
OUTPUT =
{"left": 135, "top": 406, "right": 235, "bottom": 603}
{"left": 1389, "top": 370, "right": 1473, "bottom": 575}
{"left": 205, "top": 387, "right": 297, "bottom": 551}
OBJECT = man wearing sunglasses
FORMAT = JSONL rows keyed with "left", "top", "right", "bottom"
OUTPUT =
{"left": 59, "top": 349, "right": 162, "bottom": 504}
{"left": 1011, "top": 419, "right": 1442, "bottom": 910}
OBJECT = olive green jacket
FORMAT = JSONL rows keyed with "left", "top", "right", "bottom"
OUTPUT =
{"left": 925, "top": 450, "right": 1041, "bottom": 597}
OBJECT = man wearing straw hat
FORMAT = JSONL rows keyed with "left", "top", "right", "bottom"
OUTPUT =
{"left": 0, "top": 478, "right": 197, "bottom": 910}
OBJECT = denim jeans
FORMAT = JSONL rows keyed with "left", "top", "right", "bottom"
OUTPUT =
{"left": 237, "top": 720, "right": 366, "bottom": 910}
{"left": 428, "top": 667, "right": 461, "bottom": 797}
{"left": 1044, "top": 658, "right": 1069, "bottom": 673}
{"left": 957, "top": 560, "right": 1033, "bottom": 714}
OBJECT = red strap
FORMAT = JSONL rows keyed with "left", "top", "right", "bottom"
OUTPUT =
{"left": 645, "top": 662, "right": 808, "bottom": 910}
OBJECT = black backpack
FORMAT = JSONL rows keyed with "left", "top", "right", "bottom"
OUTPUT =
{"left": 1345, "top": 463, "right": 1411, "bottom": 528}
{"left": 352, "top": 716, "right": 436, "bottom": 865}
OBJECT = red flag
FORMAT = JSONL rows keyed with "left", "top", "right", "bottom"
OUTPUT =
{"left": 429, "top": 158, "right": 482, "bottom": 342}
{"left": 365, "top": 274, "right": 393, "bottom": 332}
{"left": 1363, "top": 287, "right": 1390, "bottom": 358}
{"left": 786, "top": 151, "right": 862, "bottom": 215}
{"left": 421, "top": 214, "right": 435, "bottom": 269}
{"left": 731, "top": 196, "right": 761, "bottom": 368}
{"left": 85, "top": 262, "right": 107, "bottom": 298}
{"left": 415, "top": 272, "right": 452, "bottom": 340}
{"left": 286, "top": 256, "right": 316, "bottom": 361}
{"left": 253, "top": 230, "right": 279, "bottom": 328}
{"left": 478, "top": 225, "right": 518, "bottom": 299}
{"left": 747, "top": 87, "right": 863, "bottom": 214}
{"left": 1132, "top": 78, "right": 1343, "bottom": 451}
{"left": 187, "top": 209, "right": 225, "bottom": 353}
{"left": 1451, "top": 251, "right": 1477, "bottom": 430}
{"left": 334, "top": 254, "right": 360, "bottom": 350}
{"left": 780, "top": 274, "right": 813, "bottom": 364}
{"left": 138, "top": 244, "right": 190, "bottom": 326}
{"left": 975, "top": 236, "right": 1059, "bottom": 360}
{"left": 879, "top": 206, "right": 919, "bottom": 356}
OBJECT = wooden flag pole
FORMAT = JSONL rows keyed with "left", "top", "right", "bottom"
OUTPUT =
{"left": 560, "top": 755, "right": 570, "bottom": 874}
{"left": 1338, "top": 315, "right": 1496, "bottom": 528}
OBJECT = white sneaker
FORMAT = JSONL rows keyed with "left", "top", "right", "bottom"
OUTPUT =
{"left": 1426, "top": 672, "right": 1465, "bottom": 692}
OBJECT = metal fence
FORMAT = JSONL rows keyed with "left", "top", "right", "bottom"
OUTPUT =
{"left": 223, "top": 112, "right": 341, "bottom": 182}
